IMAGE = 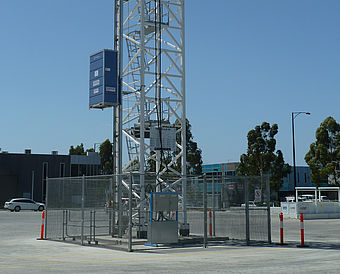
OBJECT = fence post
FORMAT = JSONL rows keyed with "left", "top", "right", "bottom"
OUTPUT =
{"left": 62, "top": 210, "right": 65, "bottom": 241}
{"left": 81, "top": 175, "right": 85, "bottom": 245}
{"left": 203, "top": 175, "right": 207, "bottom": 248}
{"left": 118, "top": 173, "right": 123, "bottom": 238}
{"left": 93, "top": 210, "right": 97, "bottom": 244}
{"left": 245, "top": 178, "right": 250, "bottom": 245}
{"left": 221, "top": 175, "right": 225, "bottom": 209}
{"left": 212, "top": 175, "right": 215, "bottom": 236}
{"left": 182, "top": 171, "right": 188, "bottom": 231}
{"left": 209, "top": 209, "right": 212, "bottom": 236}
{"left": 88, "top": 211, "right": 92, "bottom": 244}
{"left": 128, "top": 173, "right": 133, "bottom": 252}
{"left": 66, "top": 210, "right": 69, "bottom": 239}
{"left": 111, "top": 176, "right": 115, "bottom": 237}
{"left": 266, "top": 175, "right": 271, "bottom": 243}
{"left": 108, "top": 177, "right": 112, "bottom": 235}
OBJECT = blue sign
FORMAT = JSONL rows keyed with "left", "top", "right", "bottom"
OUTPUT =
{"left": 89, "top": 49, "right": 119, "bottom": 108}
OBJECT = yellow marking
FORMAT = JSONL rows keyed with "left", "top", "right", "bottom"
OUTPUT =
{"left": 0, "top": 247, "right": 289, "bottom": 269}
{"left": 2, "top": 252, "right": 118, "bottom": 261}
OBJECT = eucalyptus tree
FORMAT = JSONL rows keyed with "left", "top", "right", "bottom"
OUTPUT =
{"left": 237, "top": 122, "right": 290, "bottom": 193}
{"left": 69, "top": 143, "right": 86, "bottom": 155}
{"left": 305, "top": 116, "right": 340, "bottom": 186}
{"left": 99, "top": 139, "right": 113, "bottom": 174}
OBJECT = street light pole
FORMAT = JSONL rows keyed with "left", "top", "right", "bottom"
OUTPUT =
{"left": 292, "top": 113, "right": 297, "bottom": 191}
{"left": 292, "top": 112, "right": 311, "bottom": 191}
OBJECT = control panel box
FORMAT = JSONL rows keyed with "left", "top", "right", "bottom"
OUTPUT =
{"left": 151, "top": 192, "right": 178, "bottom": 211}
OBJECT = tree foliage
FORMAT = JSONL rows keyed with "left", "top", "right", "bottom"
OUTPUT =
{"left": 175, "top": 119, "right": 203, "bottom": 175}
{"left": 237, "top": 122, "right": 290, "bottom": 192}
{"left": 69, "top": 143, "right": 86, "bottom": 155}
{"left": 305, "top": 116, "right": 340, "bottom": 186}
{"left": 146, "top": 150, "right": 172, "bottom": 173}
{"left": 69, "top": 141, "right": 111, "bottom": 174}
{"left": 99, "top": 139, "right": 113, "bottom": 174}
{"left": 69, "top": 143, "right": 95, "bottom": 155}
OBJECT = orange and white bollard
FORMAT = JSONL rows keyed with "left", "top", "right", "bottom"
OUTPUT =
{"left": 300, "top": 213, "right": 304, "bottom": 247}
{"left": 40, "top": 210, "right": 45, "bottom": 239}
{"left": 209, "top": 209, "right": 212, "bottom": 236}
{"left": 279, "top": 213, "right": 284, "bottom": 245}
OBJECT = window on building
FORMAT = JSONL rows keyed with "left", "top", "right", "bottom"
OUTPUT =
{"left": 226, "top": 171, "right": 236, "bottom": 176}
{"left": 60, "top": 163, "right": 65, "bottom": 177}
{"left": 71, "top": 164, "right": 78, "bottom": 176}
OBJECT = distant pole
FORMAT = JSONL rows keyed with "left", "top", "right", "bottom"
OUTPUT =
{"left": 212, "top": 175, "right": 215, "bottom": 236}
{"left": 128, "top": 173, "right": 133, "bottom": 252}
{"left": 292, "top": 112, "right": 311, "bottom": 191}
{"left": 245, "top": 179, "right": 250, "bottom": 245}
{"left": 81, "top": 175, "right": 85, "bottom": 245}
{"left": 209, "top": 209, "right": 212, "bottom": 236}
{"left": 292, "top": 113, "right": 297, "bottom": 191}
{"left": 203, "top": 176, "right": 207, "bottom": 248}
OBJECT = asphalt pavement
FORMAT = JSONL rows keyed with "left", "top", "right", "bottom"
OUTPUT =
{"left": 1, "top": 210, "right": 340, "bottom": 273}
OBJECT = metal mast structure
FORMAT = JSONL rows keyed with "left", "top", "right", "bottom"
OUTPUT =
{"left": 113, "top": 0, "right": 188, "bottom": 234}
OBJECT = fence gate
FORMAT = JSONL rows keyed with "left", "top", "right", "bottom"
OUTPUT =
{"left": 45, "top": 175, "right": 134, "bottom": 250}
{"left": 185, "top": 175, "right": 271, "bottom": 245}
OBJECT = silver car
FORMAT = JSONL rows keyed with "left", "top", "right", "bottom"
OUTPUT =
{"left": 4, "top": 198, "right": 45, "bottom": 212}
{"left": 241, "top": 201, "right": 256, "bottom": 207}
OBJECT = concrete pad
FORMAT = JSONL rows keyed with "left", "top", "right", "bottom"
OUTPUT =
{"left": 1, "top": 210, "right": 340, "bottom": 273}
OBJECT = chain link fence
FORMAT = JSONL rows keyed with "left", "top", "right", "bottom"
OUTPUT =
{"left": 46, "top": 175, "right": 132, "bottom": 250}
{"left": 45, "top": 174, "right": 270, "bottom": 251}
{"left": 185, "top": 175, "right": 271, "bottom": 244}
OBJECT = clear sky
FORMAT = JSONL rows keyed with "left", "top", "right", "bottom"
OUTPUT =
{"left": 0, "top": 0, "right": 339, "bottom": 167}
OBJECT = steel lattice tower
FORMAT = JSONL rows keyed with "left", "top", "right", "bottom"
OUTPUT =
{"left": 114, "top": 0, "right": 188, "bottom": 233}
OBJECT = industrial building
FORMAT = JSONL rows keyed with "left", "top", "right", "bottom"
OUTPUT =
{"left": 202, "top": 162, "right": 315, "bottom": 201}
{"left": 0, "top": 150, "right": 101, "bottom": 206}
{"left": 202, "top": 162, "right": 239, "bottom": 177}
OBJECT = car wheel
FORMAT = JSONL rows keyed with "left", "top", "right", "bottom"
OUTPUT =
{"left": 38, "top": 205, "right": 44, "bottom": 211}
{"left": 14, "top": 206, "right": 21, "bottom": 212}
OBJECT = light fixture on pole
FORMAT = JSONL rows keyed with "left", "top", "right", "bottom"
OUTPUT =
{"left": 292, "top": 111, "right": 311, "bottom": 191}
